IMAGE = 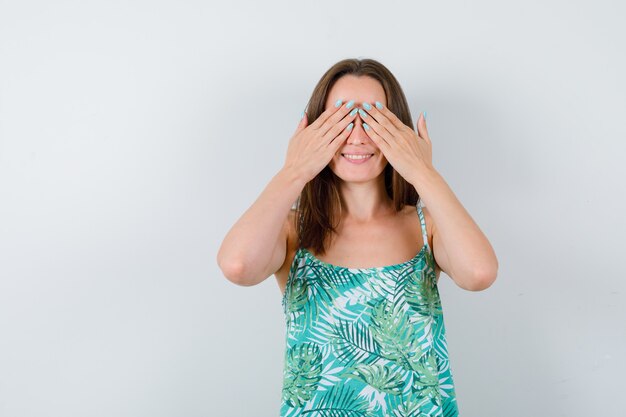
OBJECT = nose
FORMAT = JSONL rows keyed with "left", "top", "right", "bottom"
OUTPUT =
{"left": 346, "top": 116, "right": 369, "bottom": 144}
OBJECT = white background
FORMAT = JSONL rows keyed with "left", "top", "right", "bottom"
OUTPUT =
{"left": 1, "top": 1, "right": 624, "bottom": 416}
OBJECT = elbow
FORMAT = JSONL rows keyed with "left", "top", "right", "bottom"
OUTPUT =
{"left": 217, "top": 258, "right": 256, "bottom": 287}
{"left": 460, "top": 263, "right": 498, "bottom": 292}
{"left": 474, "top": 261, "right": 498, "bottom": 291}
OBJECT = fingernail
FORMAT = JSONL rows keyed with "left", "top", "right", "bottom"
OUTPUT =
{"left": 363, "top": 123, "right": 370, "bottom": 130}
{"left": 346, "top": 122, "right": 354, "bottom": 131}
{"left": 358, "top": 109, "right": 368, "bottom": 118}
{"left": 301, "top": 111, "right": 305, "bottom": 119}
{"left": 335, "top": 99, "right": 343, "bottom": 108}
{"left": 349, "top": 108, "right": 358, "bottom": 116}
{"left": 375, "top": 101, "right": 383, "bottom": 110}
{"left": 423, "top": 111, "right": 427, "bottom": 120}
{"left": 346, "top": 99, "right": 355, "bottom": 109}
{"left": 362, "top": 102, "right": 372, "bottom": 110}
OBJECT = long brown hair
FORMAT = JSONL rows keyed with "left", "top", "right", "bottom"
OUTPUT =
{"left": 294, "top": 58, "right": 420, "bottom": 255}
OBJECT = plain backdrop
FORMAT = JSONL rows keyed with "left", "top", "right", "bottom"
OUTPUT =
{"left": 1, "top": 0, "right": 625, "bottom": 416}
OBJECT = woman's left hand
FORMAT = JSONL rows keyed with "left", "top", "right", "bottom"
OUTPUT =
{"left": 359, "top": 102, "right": 434, "bottom": 183}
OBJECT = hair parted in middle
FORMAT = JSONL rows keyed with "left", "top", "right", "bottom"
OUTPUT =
{"left": 294, "top": 57, "right": 421, "bottom": 256}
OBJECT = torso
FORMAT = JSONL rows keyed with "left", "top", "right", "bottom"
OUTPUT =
{"left": 275, "top": 204, "right": 440, "bottom": 294}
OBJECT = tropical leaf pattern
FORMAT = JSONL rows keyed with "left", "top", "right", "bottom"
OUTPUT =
{"left": 281, "top": 203, "right": 459, "bottom": 416}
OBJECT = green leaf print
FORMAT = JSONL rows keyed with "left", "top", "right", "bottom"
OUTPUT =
{"left": 302, "top": 383, "right": 372, "bottom": 416}
{"left": 341, "top": 363, "right": 405, "bottom": 396}
{"left": 312, "top": 262, "right": 367, "bottom": 288}
{"left": 410, "top": 349, "right": 442, "bottom": 410}
{"left": 405, "top": 270, "right": 443, "bottom": 317}
{"left": 294, "top": 271, "right": 344, "bottom": 331}
{"left": 285, "top": 276, "right": 308, "bottom": 315}
{"left": 388, "top": 391, "right": 432, "bottom": 417}
{"left": 281, "top": 204, "right": 460, "bottom": 416}
{"left": 282, "top": 342, "right": 323, "bottom": 408}
{"left": 331, "top": 318, "right": 383, "bottom": 367}
{"left": 369, "top": 298, "right": 428, "bottom": 373}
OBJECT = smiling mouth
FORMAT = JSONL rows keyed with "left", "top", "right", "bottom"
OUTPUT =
{"left": 341, "top": 153, "right": 375, "bottom": 162}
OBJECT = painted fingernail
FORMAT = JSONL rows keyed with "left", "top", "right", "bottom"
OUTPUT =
{"left": 358, "top": 109, "right": 368, "bottom": 118}
{"left": 363, "top": 123, "right": 370, "bottom": 130}
{"left": 301, "top": 111, "right": 305, "bottom": 119}
{"left": 335, "top": 99, "right": 343, "bottom": 108}
{"left": 346, "top": 99, "right": 355, "bottom": 109}
{"left": 423, "top": 111, "right": 427, "bottom": 120}
{"left": 362, "top": 102, "right": 372, "bottom": 110}
{"left": 375, "top": 101, "right": 383, "bottom": 109}
{"left": 349, "top": 108, "right": 358, "bottom": 116}
{"left": 346, "top": 122, "right": 354, "bottom": 131}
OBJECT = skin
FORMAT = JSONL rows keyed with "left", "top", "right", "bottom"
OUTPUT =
{"left": 275, "top": 75, "right": 435, "bottom": 278}
{"left": 336, "top": 76, "right": 498, "bottom": 291}
{"left": 218, "top": 73, "right": 499, "bottom": 293}
{"left": 325, "top": 75, "right": 393, "bottom": 222}
{"left": 282, "top": 74, "right": 499, "bottom": 291}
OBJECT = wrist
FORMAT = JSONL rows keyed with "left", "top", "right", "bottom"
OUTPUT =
{"left": 278, "top": 165, "right": 308, "bottom": 189}
{"left": 410, "top": 165, "right": 440, "bottom": 188}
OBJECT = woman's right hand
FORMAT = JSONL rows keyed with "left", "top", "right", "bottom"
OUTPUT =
{"left": 282, "top": 100, "right": 358, "bottom": 183}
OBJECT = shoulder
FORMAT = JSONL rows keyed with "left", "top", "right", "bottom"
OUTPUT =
{"left": 404, "top": 203, "right": 434, "bottom": 245}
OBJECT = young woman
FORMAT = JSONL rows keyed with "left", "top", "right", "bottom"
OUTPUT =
{"left": 217, "top": 58, "right": 498, "bottom": 416}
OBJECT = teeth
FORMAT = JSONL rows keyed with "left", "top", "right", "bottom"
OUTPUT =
{"left": 343, "top": 154, "right": 373, "bottom": 160}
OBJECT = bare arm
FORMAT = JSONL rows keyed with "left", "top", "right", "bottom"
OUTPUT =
{"left": 354, "top": 105, "right": 497, "bottom": 291}
{"left": 217, "top": 167, "right": 306, "bottom": 286}
{"left": 417, "top": 169, "right": 499, "bottom": 291}
{"left": 217, "top": 101, "right": 359, "bottom": 286}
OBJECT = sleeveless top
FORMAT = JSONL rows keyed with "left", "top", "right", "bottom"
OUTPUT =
{"left": 280, "top": 202, "right": 460, "bottom": 417}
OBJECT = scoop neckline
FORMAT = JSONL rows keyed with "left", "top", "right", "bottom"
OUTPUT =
{"left": 299, "top": 244, "right": 428, "bottom": 272}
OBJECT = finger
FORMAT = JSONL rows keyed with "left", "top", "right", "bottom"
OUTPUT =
{"left": 359, "top": 102, "right": 410, "bottom": 145}
{"left": 296, "top": 110, "right": 308, "bottom": 131}
{"left": 309, "top": 99, "right": 348, "bottom": 131}
{"left": 362, "top": 121, "right": 391, "bottom": 154}
{"left": 357, "top": 107, "right": 396, "bottom": 145}
{"left": 324, "top": 106, "right": 359, "bottom": 143}
{"left": 365, "top": 101, "right": 409, "bottom": 133}
{"left": 318, "top": 99, "right": 357, "bottom": 137}
{"left": 329, "top": 118, "right": 358, "bottom": 150}
{"left": 418, "top": 111, "right": 431, "bottom": 143}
